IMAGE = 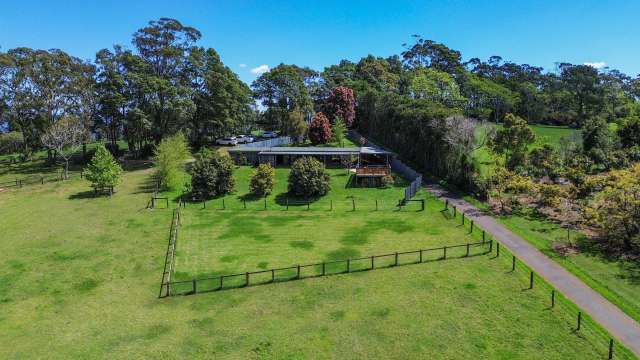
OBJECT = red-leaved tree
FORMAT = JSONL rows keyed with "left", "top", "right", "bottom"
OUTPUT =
{"left": 326, "top": 86, "right": 356, "bottom": 127}
{"left": 308, "top": 112, "right": 332, "bottom": 144}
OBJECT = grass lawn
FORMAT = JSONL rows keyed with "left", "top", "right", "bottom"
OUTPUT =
{"left": 0, "top": 161, "right": 635, "bottom": 358}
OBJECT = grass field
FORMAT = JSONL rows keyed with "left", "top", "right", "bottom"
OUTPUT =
{"left": 1, "top": 162, "right": 635, "bottom": 358}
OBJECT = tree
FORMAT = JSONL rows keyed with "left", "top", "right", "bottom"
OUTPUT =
{"left": 586, "top": 164, "right": 640, "bottom": 254}
{"left": 560, "top": 64, "right": 603, "bottom": 126}
{"left": 84, "top": 143, "right": 123, "bottom": 190}
{"left": 308, "top": 112, "right": 332, "bottom": 145}
{"left": 288, "top": 157, "right": 331, "bottom": 198}
{"left": 528, "top": 144, "right": 561, "bottom": 179}
{"left": 0, "top": 131, "right": 24, "bottom": 155}
{"left": 409, "top": 68, "right": 465, "bottom": 106}
{"left": 282, "top": 108, "right": 308, "bottom": 143}
{"left": 619, "top": 116, "right": 640, "bottom": 148}
{"left": 401, "top": 37, "right": 463, "bottom": 74}
{"left": 189, "top": 149, "right": 235, "bottom": 199}
{"left": 252, "top": 64, "right": 314, "bottom": 131}
{"left": 41, "top": 116, "right": 90, "bottom": 179}
{"left": 489, "top": 113, "right": 536, "bottom": 170}
{"left": 250, "top": 163, "right": 275, "bottom": 196}
{"left": 325, "top": 86, "right": 356, "bottom": 127}
{"left": 582, "top": 116, "right": 614, "bottom": 166}
{"left": 153, "top": 133, "right": 190, "bottom": 191}
{"left": 331, "top": 117, "right": 347, "bottom": 147}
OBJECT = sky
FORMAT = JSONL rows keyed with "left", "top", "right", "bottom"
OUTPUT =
{"left": 1, "top": 0, "right": 639, "bottom": 84}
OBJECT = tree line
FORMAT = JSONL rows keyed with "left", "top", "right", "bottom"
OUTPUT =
{"left": 0, "top": 18, "right": 253, "bottom": 159}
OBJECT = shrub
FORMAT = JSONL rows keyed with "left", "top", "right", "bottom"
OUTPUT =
{"left": 288, "top": 157, "right": 331, "bottom": 198}
{"left": 380, "top": 174, "right": 395, "bottom": 188}
{"left": 153, "top": 133, "right": 190, "bottom": 191}
{"left": 0, "top": 131, "right": 24, "bottom": 155}
{"left": 308, "top": 112, "right": 332, "bottom": 145}
{"left": 250, "top": 163, "right": 275, "bottom": 196}
{"left": 84, "top": 144, "right": 123, "bottom": 189}
{"left": 190, "top": 150, "right": 235, "bottom": 199}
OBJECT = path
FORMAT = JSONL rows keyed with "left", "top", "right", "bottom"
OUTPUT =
{"left": 425, "top": 182, "right": 640, "bottom": 357}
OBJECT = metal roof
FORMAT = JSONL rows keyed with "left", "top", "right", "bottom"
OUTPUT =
{"left": 228, "top": 146, "right": 393, "bottom": 156}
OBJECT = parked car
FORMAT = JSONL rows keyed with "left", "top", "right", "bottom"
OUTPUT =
{"left": 216, "top": 136, "right": 238, "bottom": 146}
{"left": 236, "top": 135, "right": 255, "bottom": 144}
{"left": 262, "top": 131, "right": 279, "bottom": 138}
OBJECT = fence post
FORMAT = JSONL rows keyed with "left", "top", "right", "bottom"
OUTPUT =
{"left": 202, "top": 200, "right": 206, "bottom": 209}
{"left": 330, "top": 200, "right": 333, "bottom": 211}
{"left": 352, "top": 199, "right": 355, "bottom": 211}
{"left": 41, "top": 177, "right": 44, "bottom": 185}
{"left": 286, "top": 198, "right": 289, "bottom": 210}
{"left": 347, "top": 259, "right": 350, "bottom": 272}
{"left": 470, "top": 221, "right": 474, "bottom": 233}
{"left": 453, "top": 206, "right": 457, "bottom": 217}
{"left": 445, "top": 199, "right": 449, "bottom": 210}
{"left": 462, "top": 212, "right": 465, "bottom": 225}
{"left": 443, "top": 246, "right": 447, "bottom": 260}
{"left": 375, "top": 200, "right": 378, "bottom": 211}
{"left": 551, "top": 290, "right": 555, "bottom": 308}
{"left": 466, "top": 243, "right": 470, "bottom": 257}
{"left": 394, "top": 252, "right": 399, "bottom": 266}
{"left": 512, "top": 256, "right": 516, "bottom": 272}
{"left": 609, "top": 339, "right": 614, "bottom": 359}
{"left": 577, "top": 311, "right": 582, "bottom": 331}
{"left": 322, "top": 262, "right": 326, "bottom": 276}
{"left": 419, "top": 250, "right": 423, "bottom": 263}
{"left": 272, "top": 269, "right": 275, "bottom": 282}
{"left": 482, "top": 230, "right": 486, "bottom": 244}
{"left": 244, "top": 200, "right": 247, "bottom": 209}
{"left": 222, "top": 198, "right": 225, "bottom": 210}
{"left": 264, "top": 197, "right": 267, "bottom": 210}
{"left": 193, "top": 279, "right": 197, "bottom": 294}
{"left": 488, "top": 239, "right": 493, "bottom": 253}
{"left": 529, "top": 271, "right": 534, "bottom": 289}
{"left": 297, "top": 265, "right": 301, "bottom": 279}
{"left": 497, "top": 243, "right": 500, "bottom": 257}
{"left": 307, "top": 202, "right": 310, "bottom": 211}
{"left": 246, "top": 272, "right": 250, "bottom": 286}
{"left": 371, "top": 256, "right": 374, "bottom": 269}
{"left": 219, "top": 276, "right": 223, "bottom": 290}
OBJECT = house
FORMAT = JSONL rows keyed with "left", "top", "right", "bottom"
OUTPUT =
{"left": 228, "top": 145, "right": 394, "bottom": 186}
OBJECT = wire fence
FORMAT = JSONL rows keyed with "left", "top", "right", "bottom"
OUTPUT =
{"left": 163, "top": 240, "right": 491, "bottom": 297}
{"left": 158, "top": 205, "right": 181, "bottom": 298}
{"left": 175, "top": 196, "right": 427, "bottom": 212}
{"left": 440, "top": 201, "right": 636, "bottom": 360}
{"left": 0, "top": 170, "right": 83, "bottom": 190}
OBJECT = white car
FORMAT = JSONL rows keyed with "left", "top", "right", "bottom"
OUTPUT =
{"left": 216, "top": 136, "right": 238, "bottom": 146}
{"left": 262, "top": 131, "right": 279, "bottom": 138}
{"left": 236, "top": 135, "right": 255, "bottom": 144}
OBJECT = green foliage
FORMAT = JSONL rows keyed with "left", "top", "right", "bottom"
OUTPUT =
{"left": 586, "top": 164, "right": 640, "bottom": 254}
{"left": 0, "top": 131, "right": 24, "bottom": 155}
{"left": 489, "top": 113, "right": 536, "bottom": 170}
{"left": 331, "top": 117, "right": 347, "bottom": 147}
{"left": 250, "top": 163, "right": 276, "bottom": 196}
{"left": 153, "top": 133, "right": 190, "bottom": 191}
{"left": 308, "top": 112, "right": 332, "bottom": 145}
{"left": 582, "top": 116, "right": 614, "bottom": 166}
{"left": 283, "top": 108, "right": 308, "bottom": 143}
{"left": 83, "top": 144, "right": 123, "bottom": 188}
{"left": 409, "top": 68, "right": 465, "bottom": 106}
{"left": 528, "top": 144, "right": 561, "bottom": 179}
{"left": 287, "top": 157, "right": 331, "bottom": 198}
{"left": 619, "top": 116, "right": 640, "bottom": 148}
{"left": 190, "top": 150, "right": 235, "bottom": 199}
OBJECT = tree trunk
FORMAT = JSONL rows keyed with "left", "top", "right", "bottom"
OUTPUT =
{"left": 64, "top": 160, "right": 69, "bottom": 180}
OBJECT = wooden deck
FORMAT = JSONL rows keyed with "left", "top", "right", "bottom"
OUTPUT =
{"left": 355, "top": 166, "right": 390, "bottom": 177}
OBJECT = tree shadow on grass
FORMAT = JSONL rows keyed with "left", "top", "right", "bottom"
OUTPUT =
{"left": 68, "top": 190, "right": 112, "bottom": 200}
{"left": 274, "top": 191, "right": 322, "bottom": 206}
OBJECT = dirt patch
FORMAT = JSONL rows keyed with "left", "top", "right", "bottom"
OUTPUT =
{"left": 551, "top": 241, "right": 579, "bottom": 257}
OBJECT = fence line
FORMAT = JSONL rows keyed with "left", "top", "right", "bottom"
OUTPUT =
{"left": 158, "top": 202, "right": 181, "bottom": 298}
{"left": 165, "top": 240, "right": 491, "bottom": 297}
{"left": 440, "top": 202, "right": 634, "bottom": 359}
{"left": 0, "top": 170, "right": 83, "bottom": 190}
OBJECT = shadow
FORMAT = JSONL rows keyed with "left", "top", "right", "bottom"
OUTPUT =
{"left": 68, "top": 190, "right": 111, "bottom": 200}
{"left": 274, "top": 192, "right": 321, "bottom": 206}
{"left": 238, "top": 192, "right": 264, "bottom": 202}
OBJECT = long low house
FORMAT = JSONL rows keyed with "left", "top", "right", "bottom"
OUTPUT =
{"left": 229, "top": 145, "right": 394, "bottom": 186}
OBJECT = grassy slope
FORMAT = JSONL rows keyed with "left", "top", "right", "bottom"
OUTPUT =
{"left": 0, "top": 166, "right": 629, "bottom": 358}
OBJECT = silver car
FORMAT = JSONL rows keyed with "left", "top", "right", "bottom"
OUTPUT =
{"left": 216, "top": 136, "right": 238, "bottom": 146}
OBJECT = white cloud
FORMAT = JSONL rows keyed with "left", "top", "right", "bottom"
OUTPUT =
{"left": 584, "top": 62, "right": 607, "bottom": 69}
{"left": 239, "top": 63, "right": 247, "bottom": 68}
{"left": 250, "top": 64, "right": 270, "bottom": 75}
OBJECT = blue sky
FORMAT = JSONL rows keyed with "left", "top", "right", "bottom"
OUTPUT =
{"left": 1, "top": 0, "right": 638, "bottom": 84}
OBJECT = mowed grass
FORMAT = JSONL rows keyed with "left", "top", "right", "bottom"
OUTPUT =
{"left": 175, "top": 199, "right": 473, "bottom": 281}
{"left": 0, "top": 164, "right": 634, "bottom": 359}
